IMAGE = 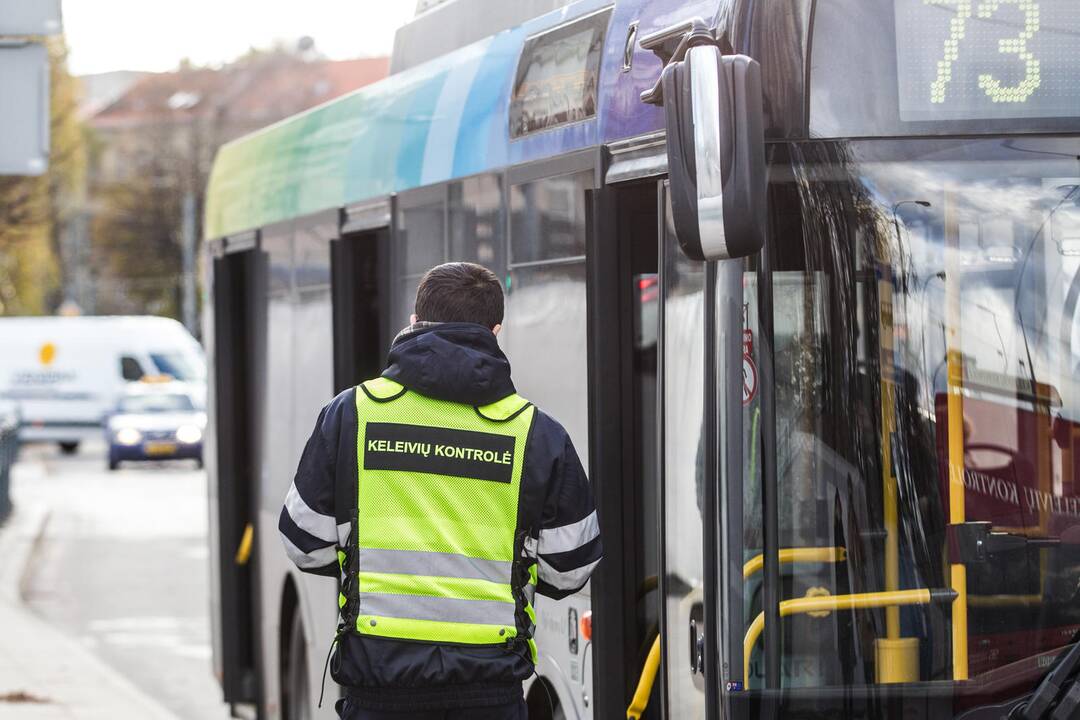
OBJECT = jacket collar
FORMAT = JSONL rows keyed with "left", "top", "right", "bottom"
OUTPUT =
{"left": 382, "top": 322, "right": 515, "bottom": 406}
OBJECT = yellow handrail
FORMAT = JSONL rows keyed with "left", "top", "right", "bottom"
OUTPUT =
{"left": 626, "top": 635, "right": 661, "bottom": 720}
{"left": 944, "top": 191, "right": 969, "bottom": 680}
{"left": 967, "top": 545, "right": 1048, "bottom": 608}
{"left": 967, "top": 593, "right": 1043, "bottom": 608}
{"left": 877, "top": 273, "right": 902, "bottom": 641}
{"left": 742, "top": 589, "right": 935, "bottom": 685}
{"left": 235, "top": 523, "right": 254, "bottom": 565}
{"left": 742, "top": 547, "right": 847, "bottom": 580}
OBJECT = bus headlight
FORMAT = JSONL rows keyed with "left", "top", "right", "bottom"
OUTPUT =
{"left": 176, "top": 425, "right": 202, "bottom": 444}
{"left": 116, "top": 427, "right": 142, "bottom": 446}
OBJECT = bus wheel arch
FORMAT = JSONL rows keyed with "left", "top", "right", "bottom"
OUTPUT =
{"left": 526, "top": 676, "right": 565, "bottom": 720}
{"left": 279, "top": 576, "right": 311, "bottom": 720}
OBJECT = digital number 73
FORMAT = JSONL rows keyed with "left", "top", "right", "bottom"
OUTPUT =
{"left": 925, "top": 0, "right": 1041, "bottom": 104}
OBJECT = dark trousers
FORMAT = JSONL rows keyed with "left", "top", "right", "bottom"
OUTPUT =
{"left": 336, "top": 698, "right": 527, "bottom": 719}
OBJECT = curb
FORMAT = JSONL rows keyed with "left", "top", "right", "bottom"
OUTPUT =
{"left": 0, "top": 503, "right": 186, "bottom": 720}
{"left": 0, "top": 599, "right": 189, "bottom": 720}
{"left": 18, "top": 507, "right": 50, "bottom": 603}
{"left": 0, "top": 502, "right": 49, "bottom": 605}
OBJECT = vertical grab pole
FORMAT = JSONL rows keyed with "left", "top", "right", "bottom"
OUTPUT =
{"left": 944, "top": 191, "right": 969, "bottom": 681}
{"left": 878, "top": 269, "right": 901, "bottom": 640}
{"left": 874, "top": 267, "right": 919, "bottom": 683}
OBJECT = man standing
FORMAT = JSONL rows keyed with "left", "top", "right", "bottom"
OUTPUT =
{"left": 279, "top": 262, "right": 602, "bottom": 719}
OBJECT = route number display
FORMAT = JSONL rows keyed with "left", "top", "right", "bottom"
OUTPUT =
{"left": 895, "top": 0, "right": 1080, "bottom": 121}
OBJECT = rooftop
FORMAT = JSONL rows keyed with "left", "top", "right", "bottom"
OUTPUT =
{"left": 89, "top": 55, "right": 389, "bottom": 129}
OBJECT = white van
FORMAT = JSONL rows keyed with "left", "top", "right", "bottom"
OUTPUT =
{"left": 0, "top": 316, "right": 206, "bottom": 452}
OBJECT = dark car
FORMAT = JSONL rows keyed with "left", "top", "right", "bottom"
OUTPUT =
{"left": 106, "top": 386, "right": 205, "bottom": 470}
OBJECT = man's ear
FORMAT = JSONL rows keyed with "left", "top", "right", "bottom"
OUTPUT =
{"left": 492, "top": 323, "right": 502, "bottom": 337}
{"left": 410, "top": 314, "right": 418, "bottom": 325}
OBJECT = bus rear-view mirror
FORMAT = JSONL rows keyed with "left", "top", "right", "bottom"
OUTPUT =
{"left": 661, "top": 46, "right": 766, "bottom": 261}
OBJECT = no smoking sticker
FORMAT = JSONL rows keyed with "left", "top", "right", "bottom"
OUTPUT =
{"left": 742, "top": 355, "right": 757, "bottom": 406}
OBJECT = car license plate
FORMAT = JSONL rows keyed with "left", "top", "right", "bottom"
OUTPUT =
{"left": 145, "top": 441, "right": 177, "bottom": 456}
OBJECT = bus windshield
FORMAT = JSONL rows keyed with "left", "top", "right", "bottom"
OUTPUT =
{"left": 739, "top": 136, "right": 1080, "bottom": 695}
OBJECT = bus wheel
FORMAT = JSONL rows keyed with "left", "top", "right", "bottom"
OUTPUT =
{"left": 58, "top": 441, "right": 79, "bottom": 455}
{"left": 282, "top": 609, "right": 311, "bottom": 720}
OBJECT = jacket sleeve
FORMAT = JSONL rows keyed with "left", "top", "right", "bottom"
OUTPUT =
{"left": 534, "top": 433, "right": 603, "bottom": 600}
{"left": 278, "top": 400, "right": 346, "bottom": 577}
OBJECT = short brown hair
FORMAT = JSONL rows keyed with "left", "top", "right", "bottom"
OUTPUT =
{"left": 414, "top": 262, "right": 504, "bottom": 328}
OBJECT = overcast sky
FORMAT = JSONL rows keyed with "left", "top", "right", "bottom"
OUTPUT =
{"left": 63, "top": 1, "right": 415, "bottom": 76}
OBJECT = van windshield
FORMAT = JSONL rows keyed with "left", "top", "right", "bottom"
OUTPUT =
{"left": 150, "top": 352, "right": 205, "bottom": 382}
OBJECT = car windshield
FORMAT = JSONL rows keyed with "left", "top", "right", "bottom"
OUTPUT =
{"left": 119, "top": 394, "right": 194, "bottom": 414}
{"left": 150, "top": 352, "right": 205, "bottom": 382}
{"left": 737, "top": 137, "right": 1080, "bottom": 699}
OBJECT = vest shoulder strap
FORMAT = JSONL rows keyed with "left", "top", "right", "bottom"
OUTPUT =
{"left": 359, "top": 378, "right": 531, "bottom": 420}
{"left": 358, "top": 377, "right": 407, "bottom": 402}
{"left": 475, "top": 393, "right": 532, "bottom": 422}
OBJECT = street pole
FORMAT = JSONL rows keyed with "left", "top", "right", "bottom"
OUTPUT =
{"left": 74, "top": 210, "right": 93, "bottom": 313}
{"left": 182, "top": 192, "right": 196, "bottom": 335}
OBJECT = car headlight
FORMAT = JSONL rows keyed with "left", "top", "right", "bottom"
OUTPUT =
{"left": 116, "top": 427, "right": 142, "bottom": 446}
{"left": 175, "top": 425, "right": 202, "bottom": 444}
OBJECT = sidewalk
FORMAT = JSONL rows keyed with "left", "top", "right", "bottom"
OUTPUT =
{"left": 0, "top": 460, "right": 183, "bottom": 720}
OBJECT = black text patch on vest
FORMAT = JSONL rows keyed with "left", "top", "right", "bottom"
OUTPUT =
{"left": 363, "top": 423, "right": 515, "bottom": 483}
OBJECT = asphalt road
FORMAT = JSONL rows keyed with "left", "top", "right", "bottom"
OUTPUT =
{"left": 16, "top": 439, "right": 232, "bottom": 720}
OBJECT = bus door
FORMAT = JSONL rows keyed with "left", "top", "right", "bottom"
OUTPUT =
{"left": 331, "top": 204, "right": 392, "bottom": 392}
{"left": 209, "top": 239, "right": 262, "bottom": 708}
{"left": 587, "top": 180, "right": 661, "bottom": 719}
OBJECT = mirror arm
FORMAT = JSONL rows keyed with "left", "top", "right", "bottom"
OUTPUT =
{"left": 640, "top": 20, "right": 725, "bottom": 106}
{"left": 639, "top": 17, "right": 701, "bottom": 63}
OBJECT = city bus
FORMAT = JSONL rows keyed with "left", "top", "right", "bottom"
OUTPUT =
{"left": 202, "top": 0, "right": 1080, "bottom": 718}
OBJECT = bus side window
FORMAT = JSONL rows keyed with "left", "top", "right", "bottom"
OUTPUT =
{"left": 120, "top": 356, "right": 144, "bottom": 382}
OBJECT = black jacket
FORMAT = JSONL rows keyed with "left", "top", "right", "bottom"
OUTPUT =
{"left": 278, "top": 323, "right": 601, "bottom": 711}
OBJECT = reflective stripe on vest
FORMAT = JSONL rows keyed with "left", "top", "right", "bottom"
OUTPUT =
{"left": 353, "top": 377, "right": 536, "bottom": 645}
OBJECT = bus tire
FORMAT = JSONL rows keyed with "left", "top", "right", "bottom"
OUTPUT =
{"left": 282, "top": 608, "right": 311, "bottom": 720}
{"left": 58, "top": 441, "right": 79, "bottom": 455}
